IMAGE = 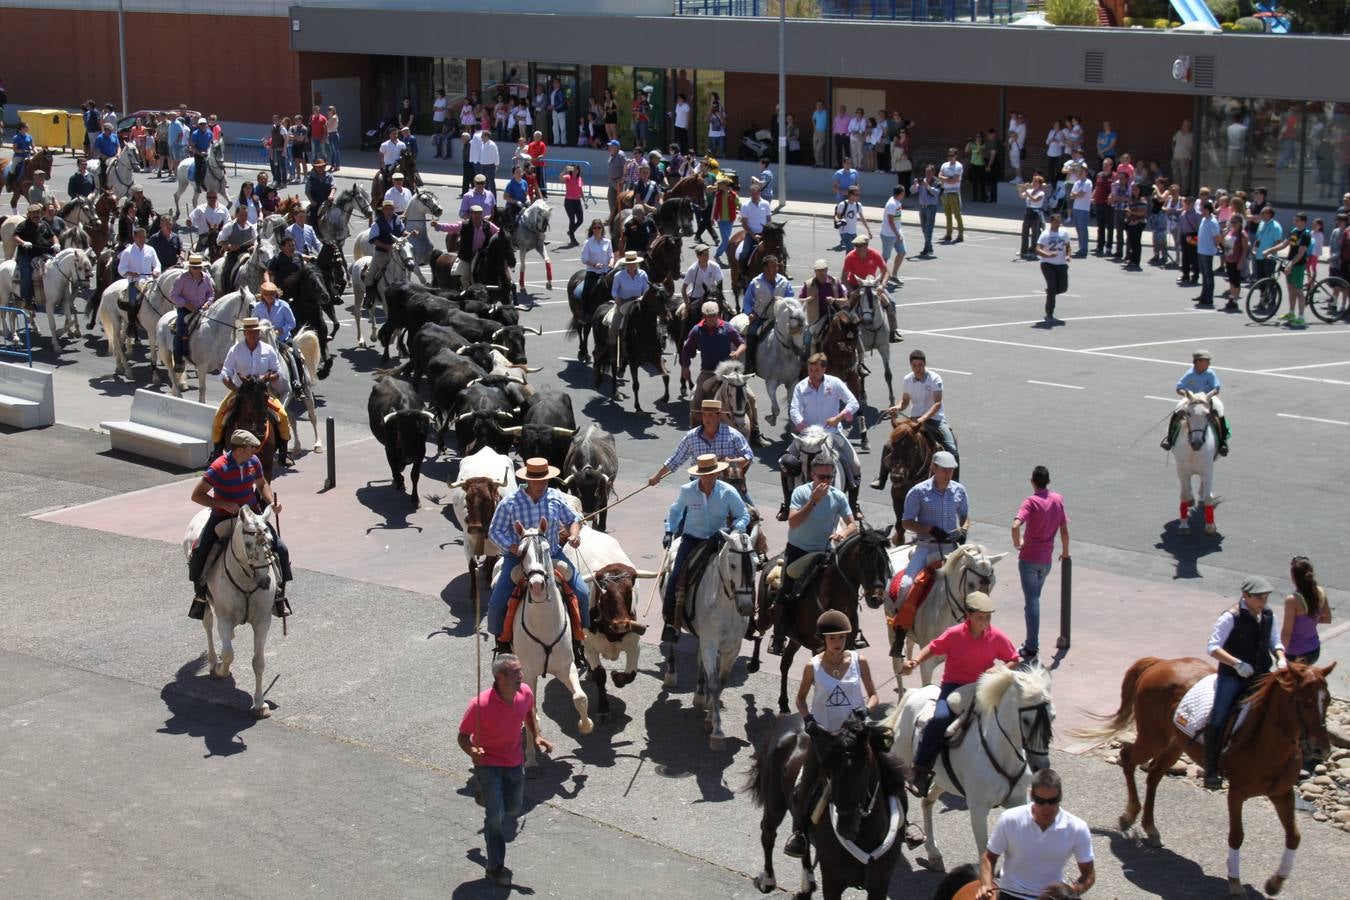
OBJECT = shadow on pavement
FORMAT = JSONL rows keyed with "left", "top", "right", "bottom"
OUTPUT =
{"left": 156, "top": 655, "right": 264, "bottom": 758}
{"left": 1155, "top": 520, "right": 1225, "bottom": 580}
{"left": 86, "top": 372, "right": 144, "bottom": 398}
{"left": 640, "top": 654, "right": 750, "bottom": 803}
{"left": 1095, "top": 826, "right": 1240, "bottom": 897}
{"left": 355, "top": 481, "right": 424, "bottom": 532}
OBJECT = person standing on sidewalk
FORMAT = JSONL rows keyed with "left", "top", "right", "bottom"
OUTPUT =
{"left": 812, "top": 100, "right": 829, "bottom": 168}
{"left": 1091, "top": 158, "right": 1115, "bottom": 256}
{"left": 1018, "top": 175, "right": 1047, "bottom": 261}
{"left": 1035, "top": 212, "right": 1071, "bottom": 326}
{"left": 458, "top": 653, "right": 551, "bottom": 888}
{"left": 880, "top": 184, "right": 908, "bottom": 286}
{"left": 913, "top": 165, "right": 940, "bottom": 258}
{"left": 1010, "top": 466, "right": 1069, "bottom": 661}
{"left": 1171, "top": 119, "right": 1194, "bottom": 196}
{"left": 1194, "top": 200, "right": 1222, "bottom": 308}
{"left": 939, "top": 148, "right": 964, "bottom": 244}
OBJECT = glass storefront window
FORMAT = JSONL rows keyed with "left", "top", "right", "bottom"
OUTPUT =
{"left": 694, "top": 70, "right": 725, "bottom": 159}
{"left": 1200, "top": 98, "right": 1339, "bottom": 209}
{"left": 481, "top": 60, "right": 530, "bottom": 102}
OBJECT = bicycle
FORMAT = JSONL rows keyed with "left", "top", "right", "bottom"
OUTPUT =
{"left": 1245, "top": 257, "right": 1349, "bottom": 325}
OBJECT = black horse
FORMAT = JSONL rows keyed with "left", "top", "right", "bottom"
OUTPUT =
{"left": 564, "top": 269, "right": 613, "bottom": 364}
{"left": 589, "top": 285, "right": 670, "bottom": 413}
{"left": 221, "top": 377, "right": 282, "bottom": 481}
{"left": 746, "top": 711, "right": 910, "bottom": 900}
{"left": 287, "top": 261, "right": 337, "bottom": 379}
{"left": 653, "top": 197, "right": 695, "bottom": 238}
{"left": 314, "top": 240, "right": 347, "bottom": 334}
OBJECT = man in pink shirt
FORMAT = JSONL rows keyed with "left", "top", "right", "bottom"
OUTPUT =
{"left": 901, "top": 591, "right": 1019, "bottom": 796}
{"left": 832, "top": 105, "right": 851, "bottom": 169}
{"left": 458, "top": 653, "right": 552, "bottom": 887}
{"left": 1011, "top": 465, "right": 1070, "bottom": 660}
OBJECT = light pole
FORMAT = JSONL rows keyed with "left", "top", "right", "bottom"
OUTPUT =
{"left": 116, "top": 0, "right": 130, "bottom": 115}
{"left": 777, "top": 0, "right": 787, "bottom": 209}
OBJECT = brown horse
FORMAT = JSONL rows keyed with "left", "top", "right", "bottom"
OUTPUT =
{"left": 873, "top": 416, "right": 941, "bottom": 536}
{"left": 222, "top": 377, "right": 281, "bottom": 482}
{"left": 5, "top": 148, "right": 55, "bottom": 211}
{"left": 727, "top": 220, "right": 788, "bottom": 296}
{"left": 645, "top": 233, "right": 682, "bottom": 292}
{"left": 747, "top": 710, "right": 910, "bottom": 900}
{"left": 664, "top": 174, "right": 707, "bottom": 203}
{"left": 275, "top": 196, "right": 303, "bottom": 221}
{"left": 1078, "top": 657, "right": 1336, "bottom": 897}
{"left": 370, "top": 147, "right": 420, "bottom": 203}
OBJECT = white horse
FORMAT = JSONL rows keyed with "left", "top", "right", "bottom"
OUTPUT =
{"left": 885, "top": 661, "right": 1055, "bottom": 871}
{"left": 883, "top": 543, "right": 1006, "bottom": 685}
{"left": 152, "top": 286, "right": 253, "bottom": 403}
{"left": 173, "top": 141, "right": 229, "bottom": 219}
{"left": 513, "top": 200, "right": 554, "bottom": 293}
{"left": 350, "top": 235, "right": 417, "bottom": 349}
{"left": 851, "top": 277, "right": 896, "bottom": 406}
{"left": 102, "top": 144, "right": 139, "bottom": 200}
{"left": 354, "top": 189, "right": 440, "bottom": 277}
{"left": 0, "top": 215, "right": 23, "bottom": 260}
{"left": 0, "top": 258, "right": 32, "bottom": 343}
{"left": 183, "top": 504, "right": 277, "bottom": 718}
{"left": 1172, "top": 391, "right": 1220, "bottom": 534}
{"left": 316, "top": 185, "right": 373, "bottom": 249}
{"left": 660, "top": 528, "right": 758, "bottom": 749}
{"left": 39, "top": 247, "right": 97, "bottom": 343}
{"left": 211, "top": 220, "right": 281, "bottom": 297}
{"left": 733, "top": 297, "right": 806, "bottom": 428}
{"left": 96, "top": 267, "right": 181, "bottom": 381}
{"left": 494, "top": 520, "right": 593, "bottom": 767}
{"left": 710, "top": 359, "right": 761, "bottom": 443}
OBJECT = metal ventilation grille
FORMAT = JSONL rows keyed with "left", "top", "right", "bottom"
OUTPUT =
{"left": 1083, "top": 51, "right": 1105, "bottom": 84}
{"left": 1192, "top": 56, "right": 1216, "bottom": 89}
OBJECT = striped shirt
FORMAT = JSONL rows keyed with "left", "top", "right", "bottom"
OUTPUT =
{"left": 901, "top": 476, "right": 969, "bottom": 537}
{"left": 487, "top": 486, "right": 578, "bottom": 558}
{"left": 664, "top": 424, "right": 751, "bottom": 473}
{"left": 203, "top": 454, "right": 263, "bottom": 513}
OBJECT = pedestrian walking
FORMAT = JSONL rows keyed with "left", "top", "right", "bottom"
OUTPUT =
{"left": 938, "top": 147, "right": 964, "bottom": 243}
{"left": 458, "top": 652, "right": 551, "bottom": 888}
{"left": 977, "top": 769, "right": 1096, "bottom": 900}
{"left": 1194, "top": 200, "right": 1222, "bottom": 307}
{"left": 1010, "top": 466, "right": 1069, "bottom": 660}
{"left": 1035, "top": 212, "right": 1071, "bottom": 326}
{"left": 1282, "top": 556, "right": 1331, "bottom": 665}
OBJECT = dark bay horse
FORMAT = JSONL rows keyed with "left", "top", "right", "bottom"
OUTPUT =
{"left": 370, "top": 147, "right": 420, "bottom": 201}
{"left": 873, "top": 415, "right": 948, "bottom": 536}
{"left": 728, "top": 221, "right": 788, "bottom": 296}
{"left": 747, "top": 711, "right": 910, "bottom": 900}
{"left": 645, "top": 233, "right": 682, "bottom": 292}
{"left": 654, "top": 197, "right": 696, "bottom": 237}
{"left": 565, "top": 269, "right": 613, "bottom": 363}
{"left": 222, "top": 377, "right": 281, "bottom": 482}
{"left": 752, "top": 524, "right": 893, "bottom": 713}
{"left": 820, "top": 310, "right": 869, "bottom": 450}
{"left": 589, "top": 285, "right": 671, "bottom": 413}
{"left": 1078, "top": 658, "right": 1336, "bottom": 897}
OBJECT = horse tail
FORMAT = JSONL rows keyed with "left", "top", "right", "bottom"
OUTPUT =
{"left": 743, "top": 737, "right": 769, "bottom": 809}
{"left": 1072, "top": 656, "right": 1163, "bottom": 740}
{"left": 293, "top": 328, "right": 320, "bottom": 377}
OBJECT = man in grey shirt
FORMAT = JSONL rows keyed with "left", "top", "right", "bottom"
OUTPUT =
{"left": 606, "top": 139, "right": 627, "bottom": 214}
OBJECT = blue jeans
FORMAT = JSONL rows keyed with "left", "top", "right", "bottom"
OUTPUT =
{"left": 1198, "top": 253, "right": 1216, "bottom": 303}
{"left": 919, "top": 205, "right": 936, "bottom": 252}
{"left": 1018, "top": 560, "right": 1051, "bottom": 656}
{"left": 708, "top": 135, "right": 725, "bottom": 156}
{"left": 1072, "top": 208, "right": 1090, "bottom": 255}
{"left": 174, "top": 308, "right": 193, "bottom": 360}
{"left": 487, "top": 552, "right": 591, "bottom": 638}
{"left": 475, "top": 764, "right": 524, "bottom": 871}
{"left": 716, "top": 220, "right": 734, "bottom": 260}
{"left": 914, "top": 681, "right": 961, "bottom": 771}
{"left": 327, "top": 134, "right": 341, "bottom": 169}
{"left": 663, "top": 534, "right": 708, "bottom": 624}
{"left": 16, "top": 253, "right": 35, "bottom": 302}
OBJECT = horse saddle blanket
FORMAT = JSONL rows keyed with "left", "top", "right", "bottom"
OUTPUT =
{"left": 887, "top": 567, "right": 936, "bottom": 632}
{"left": 1173, "top": 674, "right": 1251, "bottom": 742}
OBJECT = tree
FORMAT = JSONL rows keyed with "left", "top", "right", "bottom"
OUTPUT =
{"left": 1280, "top": 0, "right": 1350, "bottom": 34}
{"left": 1046, "top": 0, "right": 1100, "bottom": 26}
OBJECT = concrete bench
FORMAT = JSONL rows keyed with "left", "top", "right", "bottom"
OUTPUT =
{"left": 101, "top": 389, "right": 216, "bottom": 469}
{"left": 0, "top": 362, "right": 55, "bottom": 429}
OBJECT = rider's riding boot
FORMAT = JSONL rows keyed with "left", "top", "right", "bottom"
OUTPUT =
{"left": 1202, "top": 725, "right": 1223, "bottom": 790}
{"left": 277, "top": 444, "right": 290, "bottom": 468}
{"left": 848, "top": 485, "right": 861, "bottom": 517}
{"left": 660, "top": 622, "right": 678, "bottom": 649}
{"left": 188, "top": 583, "right": 207, "bottom": 620}
{"left": 889, "top": 625, "right": 908, "bottom": 659}
{"left": 1216, "top": 415, "right": 1230, "bottom": 456}
{"left": 869, "top": 447, "right": 892, "bottom": 491}
{"left": 908, "top": 767, "right": 934, "bottom": 799}
{"left": 886, "top": 304, "right": 903, "bottom": 343}
{"left": 572, "top": 639, "right": 591, "bottom": 678}
{"left": 1159, "top": 411, "right": 1182, "bottom": 451}
{"left": 783, "top": 830, "right": 808, "bottom": 859}
{"left": 750, "top": 427, "right": 771, "bottom": 449}
{"left": 777, "top": 471, "right": 796, "bottom": 522}
{"left": 272, "top": 580, "right": 292, "bottom": 619}
{"left": 493, "top": 639, "right": 512, "bottom": 656}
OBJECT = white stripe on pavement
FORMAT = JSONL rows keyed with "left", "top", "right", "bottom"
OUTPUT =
{"left": 1026, "top": 380, "right": 1084, "bottom": 390}
{"left": 921, "top": 310, "right": 1209, "bottom": 334}
{"left": 1277, "top": 413, "right": 1350, "bottom": 427}
{"left": 1083, "top": 330, "right": 1350, "bottom": 352}
{"left": 1144, "top": 395, "right": 1178, "bottom": 403}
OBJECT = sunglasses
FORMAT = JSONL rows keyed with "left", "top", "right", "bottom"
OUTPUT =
{"left": 1031, "top": 793, "right": 1061, "bottom": 806}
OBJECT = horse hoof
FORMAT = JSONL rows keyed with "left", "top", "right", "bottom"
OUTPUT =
{"left": 1118, "top": 814, "right": 1135, "bottom": 832}
{"left": 709, "top": 735, "right": 725, "bottom": 751}
{"left": 252, "top": 704, "right": 272, "bottom": 719}
{"left": 209, "top": 666, "right": 228, "bottom": 680}
{"left": 746, "top": 658, "right": 760, "bottom": 674}
{"left": 356, "top": 339, "right": 367, "bottom": 349}
{"left": 753, "top": 874, "right": 776, "bottom": 894}
{"left": 917, "top": 855, "right": 945, "bottom": 873}
{"left": 1265, "top": 875, "right": 1284, "bottom": 896}
{"left": 577, "top": 718, "right": 594, "bottom": 735}
{"left": 1204, "top": 523, "right": 1217, "bottom": 535}
{"left": 313, "top": 443, "right": 324, "bottom": 454}
{"left": 1227, "top": 877, "right": 1245, "bottom": 897}
{"left": 1145, "top": 829, "right": 1162, "bottom": 848}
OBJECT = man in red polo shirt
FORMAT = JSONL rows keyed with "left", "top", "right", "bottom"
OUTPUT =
{"left": 459, "top": 653, "right": 552, "bottom": 887}
{"left": 841, "top": 234, "right": 902, "bottom": 342}
{"left": 526, "top": 130, "right": 549, "bottom": 199}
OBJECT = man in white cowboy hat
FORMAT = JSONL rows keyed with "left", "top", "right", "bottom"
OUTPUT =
{"left": 649, "top": 398, "right": 754, "bottom": 490}
{"left": 169, "top": 252, "right": 214, "bottom": 373}
{"left": 214, "top": 316, "right": 293, "bottom": 465}
{"left": 185, "top": 427, "right": 293, "bottom": 621}
{"left": 362, "top": 198, "right": 408, "bottom": 289}
{"left": 608, "top": 249, "right": 649, "bottom": 355}
{"left": 383, "top": 170, "right": 414, "bottom": 216}
{"left": 458, "top": 173, "right": 497, "bottom": 219}
{"left": 841, "top": 233, "right": 903, "bottom": 343}
{"left": 432, "top": 203, "right": 498, "bottom": 290}
{"left": 736, "top": 176, "right": 773, "bottom": 271}
{"left": 660, "top": 453, "right": 751, "bottom": 649}
{"left": 253, "top": 278, "right": 305, "bottom": 394}
{"left": 485, "top": 458, "right": 591, "bottom": 661}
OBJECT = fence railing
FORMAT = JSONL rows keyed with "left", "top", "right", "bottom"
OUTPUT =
{"left": 0, "top": 306, "right": 34, "bottom": 366}
{"left": 540, "top": 158, "right": 596, "bottom": 204}
{"left": 674, "top": 0, "right": 1027, "bottom": 21}
{"left": 229, "top": 138, "right": 269, "bottom": 176}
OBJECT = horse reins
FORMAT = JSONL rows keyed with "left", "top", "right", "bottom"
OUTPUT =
{"left": 516, "top": 532, "right": 569, "bottom": 660}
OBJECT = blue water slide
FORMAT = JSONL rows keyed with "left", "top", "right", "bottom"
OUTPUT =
{"left": 1169, "top": 0, "right": 1221, "bottom": 29}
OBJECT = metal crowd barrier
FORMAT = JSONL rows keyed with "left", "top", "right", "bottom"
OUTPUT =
{"left": 230, "top": 138, "right": 269, "bottom": 176}
{"left": 0, "top": 306, "right": 34, "bottom": 366}
{"left": 540, "top": 157, "right": 595, "bottom": 204}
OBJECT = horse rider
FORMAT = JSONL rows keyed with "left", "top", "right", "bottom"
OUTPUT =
{"left": 1160, "top": 349, "right": 1228, "bottom": 457}
{"left": 304, "top": 157, "right": 335, "bottom": 221}
{"left": 502, "top": 164, "right": 530, "bottom": 227}
{"left": 648, "top": 398, "right": 754, "bottom": 499}
{"left": 432, "top": 204, "right": 494, "bottom": 290}
{"left": 188, "top": 117, "right": 214, "bottom": 191}
{"left": 383, "top": 170, "right": 413, "bottom": 216}
{"left": 40, "top": 201, "right": 67, "bottom": 245}
{"left": 736, "top": 178, "right": 773, "bottom": 271}
{"left": 1203, "top": 576, "right": 1287, "bottom": 790}
{"left": 117, "top": 225, "right": 161, "bottom": 329}
{"left": 889, "top": 450, "right": 970, "bottom": 654}
{"left": 254, "top": 171, "right": 279, "bottom": 215}
{"left": 576, "top": 217, "right": 614, "bottom": 302}
{"left": 189, "top": 191, "right": 228, "bottom": 254}
{"left": 678, "top": 298, "right": 758, "bottom": 437}
{"left": 841, "top": 234, "right": 903, "bottom": 343}
{"left": 781, "top": 353, "right": 862, "bottom": 520}
{"left": 609, "top": 250, "right": 649, "bottom": 356}
{"left": 254, "top": 274, "right": 304, "bottom": 386}
{"left": 378, "top": 126, "right": 405, "bottom": 183}
{"left": 5, "top": 121, "right": 35, "bottom": 192}
{"left": 186, "top": 428, "right": 293, "bottom": 621}
{"left": 147, "top": 213, "right": 183, "bottom": 271}
{"left": 285, "top": 207, "right": 321, "bottom": 257}
{"left": 769, "top": 459, "right": 859, "bottom": 656}
{"left": 68, "top": 156, "right": 96, "bottom": 200}
{"left": 631, "top": 163, "right": 662, "bottom": 210}
{"left": 217, "top": 204, "right": 256, "bottom": 291}
{"left": 740, "top": 254, "right": 794, "bottom": 376}
{"left": 458, "top": 173, "right": 497, "bottom": 219}
{"left": 118, "top": 184, "right": 155, "bottom": 246}
{"left": 213, "top": 316, "right": 293, "bottom": 467}
{"left": 784, "top": 609, "right": 880, "bottom": 858}
{"left": 872, "top": 349, "right": 960, "bottom": 489}
{"left": 485, "top": 457, "right": 591, "bottom": 670}
{"left": 903, "top": 590, "right": 1019, "bottom": 797}
{"left": 267, "top": 234, "right": 303, "bottom": 298}
{"left": 91, "top": 122, "right": 120, "bottom": 193}
{"left": 362, "top": 199, "right": 408, "bottom": 290}
{"left": 660, "top": 453, "right": 751, "bottom": 650}
{"left": 169, "top": 253, "right": 213, "bottom": 373}
{"left": 681, "top": 243, "right": 723, "bottom": 320}
{"left": 13, "top": 203, "right": 55, "bottom": 311}
{"left": 800, "top": 259, "right": 848, "bottom": 355}
{"left": 620, "top": 205, "right": 658, "bottom": 258}
{"left": 26, "top": 170, "right": 55, "bottom": 209}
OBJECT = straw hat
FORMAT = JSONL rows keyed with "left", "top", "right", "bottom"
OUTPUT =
{"left": 259, "top": 280, "right": 279, "bottom": 296}
{"left": 241, "top": 317, "right": 262, "bottom": 330}
{"left": 621, "top": 250, "right": 642, "bottom": 265}
{"left": 187, "top": 254, "right": 204, "bottom": 268}
{"left": 687, "top": 453, "right": 729, "bottom": 476}
{"left": 699, "top": 399, "right": 723, "bottom": 413}
{"left": 516, "top": 456, "right": 561, "bottom": 481}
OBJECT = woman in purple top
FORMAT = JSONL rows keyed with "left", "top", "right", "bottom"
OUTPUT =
{"left": 1282, "top": 556, "right": 1331, "bottom": 664}
{"left": 1010, "top": 465, "right": 1070, "bottom": 659}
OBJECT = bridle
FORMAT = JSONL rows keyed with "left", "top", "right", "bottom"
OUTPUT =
{"left": 831, "top": 528, "right": 892, "bottom": 607}
{"left": 977, "top": 693, "right": 1054, "bottom": 807}
{"left": 220, "top": 510, "right": 277, "bottom": 602}
{"left": 719, "top": 533, "right": 758, "bottom": 614}
{"left": 516, "top": 529, "right": 570, "bottom": 659}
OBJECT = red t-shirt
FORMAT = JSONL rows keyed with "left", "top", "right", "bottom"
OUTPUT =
{"left": 309, "top": 114, "right": 328, "bottom": 142}
{"left": 458, "top": 684, "right": 534, "bottom": 767}
{"left": 842, "top": 248, "right": 886, "bottom": 286}
{"left": 928, "top": 621, "right": 1019, "bottom": 684}
{"left": 527, "top": 139, "right": 547, "bottom": 163}
{"left": 1015, "top": 489, "right": 1068, "bottom": 566}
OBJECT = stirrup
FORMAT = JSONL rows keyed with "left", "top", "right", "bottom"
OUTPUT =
{"left": 783, "top": 831, "right": 807, "bottom": 859}
{"left": 272, "top": 595, "right": 292, "bottom": 618}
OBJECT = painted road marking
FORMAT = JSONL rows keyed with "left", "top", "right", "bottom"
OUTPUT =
{"left": 922, "top": 310, "right": 1208, "bottom": 334}
{"left": 1258, "top": 360, "right": 1350, "bottom": 373}
{"left": 936, "top": 368, "right": 973, "bottom": 376}
{"left": 1277, "top": 413, "right": 1350, "bottom": 427}
{"left": 1083, "top": 330, "right": 1350, "bottom": 352}
{"left": 898, "top": 292, "right": 1050, "bottom": 308}
{"left": 1144, "top": 395, "right": 1178, "bottom": 403}
{"left": 1026, "top": 380, "right": 1084, "bottom": 390}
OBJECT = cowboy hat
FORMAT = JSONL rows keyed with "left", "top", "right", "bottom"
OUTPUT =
{"left": 700, "top": 301, "right": 719, "bottom": 317}
{"left": 693, "top": 243, "right": 710, "bottom": 254}
{"left": 187, "top": 253, "right": 204, "bottom": 268}
{"left": 699, "top": 399, "right": 723, "bottom": 412}
{"left": 230, "top": 429, "right": 261, "bottom": 447}
{"left": 240, "top": 317, "right": 262, "bottom": 330}
{"left": 817, "top": 609, "right": 852, "bottom": 636}
{"left": 813, "top": 259, "right": 829, "bottom": 270}
{"left": 687, "top": 453, "right": 729, "bottom": 477}
{"left": 380, "top": 199, "right": 395, "bottom": 208}
{"left": 516, "top": 456, "right": 561, "bottom": 481}
{"left": 964, "top": 591, "right": 995, "bottom": 613}
{"left": 621, "top": 250, "right": 642, "bottom": 265}
{"left": 259, "top": 280, "right": 279, "bottom": 295}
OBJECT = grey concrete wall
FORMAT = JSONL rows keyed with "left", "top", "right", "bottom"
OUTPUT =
{"left": 288, "top": 8, "right": 1350, "bottom": 103}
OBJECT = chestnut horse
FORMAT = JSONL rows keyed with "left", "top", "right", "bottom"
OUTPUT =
{"left": 1078, "top": 657, "right": 1336, "bottom": 897}
{"left": 727, "top": 220, "right": 788, "bottom": 297}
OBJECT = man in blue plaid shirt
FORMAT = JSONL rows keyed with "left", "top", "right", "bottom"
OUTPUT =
{"left": 647, "top": 399, "right": 753, "bottom": 502}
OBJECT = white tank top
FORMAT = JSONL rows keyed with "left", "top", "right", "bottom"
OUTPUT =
{"left": 810, "top": 652, "right": 866, "bottom": 734}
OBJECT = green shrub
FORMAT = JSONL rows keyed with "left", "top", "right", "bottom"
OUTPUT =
{"left": 1154, "top": 18, "right": 1173, "bottom": 28}
{"left": 1221, "top": 20, "right": 1236, "bottom": 30}
{"left": 1206, "top": 0, "right": 1240, "bottom": 22}
{"left": 1234, "top": 16, "right": 1264, "bottom": 32}
{"left": 1129, "top": 0, "right": 1171, "bottom": 18}
{"left": 1045, "top": 0, "right": 1099, "bottom": 26}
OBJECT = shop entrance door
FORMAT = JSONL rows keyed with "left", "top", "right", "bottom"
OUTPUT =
{"left": 633, "top": 67, "right": 667, "bottom": 152}
{"left": 534, "top": 67, "right": 578, "bottom": 147}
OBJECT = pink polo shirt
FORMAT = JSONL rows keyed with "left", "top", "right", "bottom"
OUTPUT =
{"left": 1016, "top": 489, "right": 1068, "bottom": 566}
{"left": 458, "top": 683, "right": 534, "bottom": 767}
{"left": 928, "top": 621, "right": 1019, "bottom": 685}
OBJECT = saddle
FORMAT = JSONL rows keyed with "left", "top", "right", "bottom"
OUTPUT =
{"left": 913, "top": 682, "right": 980, "bottom": 744}
{"left": 779, "top": 551, "right": 828, "bottom": 609}
{"left": 675, "top": 533, "right": 724, "bottom": 630}
{"left": 886, "top": 566, "right": 937, "bottom": 633}
{"left": 500, "top": 563, "right": 583, "bottom": 645}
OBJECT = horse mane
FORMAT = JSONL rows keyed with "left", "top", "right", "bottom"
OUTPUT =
{"left": 714, "top": 359, "right": 747, "bottom": 383}
{"left": 975, "top": 661, "right": 1052, "bottom": 717}
{"left": 931, "top": 864, "right": 980, "bottom": 900}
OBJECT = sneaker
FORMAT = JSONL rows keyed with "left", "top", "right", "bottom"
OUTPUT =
{"left": 953, "top": 236, "right": 964, "bottom": 244}
{"left": 1292, "top": 316, "right": 1306, "bottom": 328}
{"left": 1278, "top": 312, "right": 1295, "bottom": 321}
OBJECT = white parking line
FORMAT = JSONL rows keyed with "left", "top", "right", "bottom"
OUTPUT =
{"left": 1277, "top": 413, "right": 1350, "bottom": 427}
{"left": 1258, "top": 360, "right": 1350, "bottom": 373}
{"left": 1083, "top": 330, "right": 1350, "bottom": 352}
{"left": 897, "top": 292, "right": 1051, "bottom": 308}
{"left": 935, "top": 368, "right": 973, "bottom": 376}
{"left": 922, "top": 310, "right": 1208, "bottom": 333}
{"left": 1144, "top": 395, "right": 1178, "bottom": 403}
{"left": 1026, "top": 380, "right": 1084, "bottom": 390}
